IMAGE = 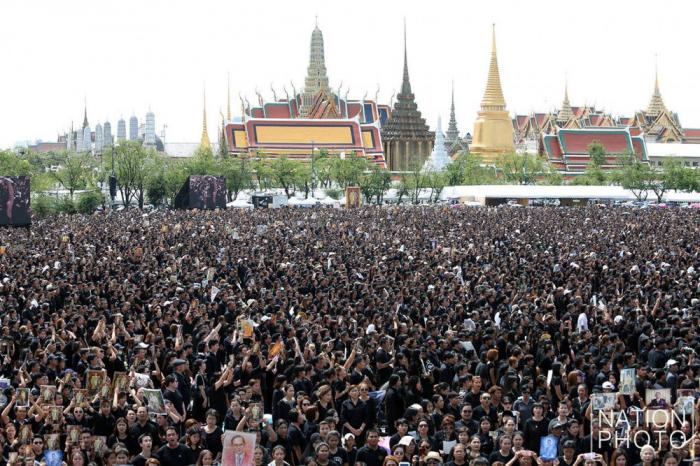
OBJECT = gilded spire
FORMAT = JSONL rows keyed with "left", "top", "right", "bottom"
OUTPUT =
{"left": 201, "top": 84, "right": 211, "bottom": 149}
{"left": 226, "top": 73, "right": 232, "bottom": 121}
{"left": 480, "top": 24, "right": 506, "bottom": 111}
{"left": 558, "top": 76, "right": 574, "bottom": 122}
{"left": 401, "top": 18, "right": 412, "bottom": 95}
{"left": 646, "top": 56, "right": 667, "bottom": 117}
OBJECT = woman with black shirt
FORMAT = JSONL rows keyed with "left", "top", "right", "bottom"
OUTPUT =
{"left": 340, "top": 386, "right": 367, "bottom": 444}
{"left": 201, "top": 410, "right": 224, "bottom": 460}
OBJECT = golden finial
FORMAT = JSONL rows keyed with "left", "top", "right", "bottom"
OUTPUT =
{"left": 201, "top": 83, "right": 211, "bottom": 149}
{"left": 480, "top": 23, "right": 506, "bottom": 111}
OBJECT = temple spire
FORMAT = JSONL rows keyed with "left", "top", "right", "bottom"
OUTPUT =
{"left": 300, "top": 18, "right": 330, "bottom": 117}
{"left": 480, "top": 24, "right": 506, "bottom": 111}
{"left": 558, "top": 76, "right": 574, "bottom": 122}
{"left": 445, "top": 81, "right": 462, "bottom": 148}
{"left": 201, "top": 84, "right": 211, "bottom": 150}
{"left": 646, "top": 56, "right": 667, "bottom": 117}
{"left": 401, "top": 18, "right": 412, "bottom": 95}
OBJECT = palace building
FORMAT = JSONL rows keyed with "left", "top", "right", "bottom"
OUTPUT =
{"left": 224, "top": 22, "right": 388, "bottom": 167}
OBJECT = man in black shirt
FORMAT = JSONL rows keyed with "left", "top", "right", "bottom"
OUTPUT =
{"left": 155, "top": 427, "right": 193, "bottom": 466}
{"left": 92, "top": 400, "right": 116, "bottom": 437}
{"left": 163, "top": 375, "right": 185, "bottom": 417}
{"left": 355, "top": 429, "right": 388, "bottom": 466}
{"left": 131, "top": 434, "right": 154, "bottom": 466}
{"left": 130, "top": 407, "right": 161, "bottom": 448}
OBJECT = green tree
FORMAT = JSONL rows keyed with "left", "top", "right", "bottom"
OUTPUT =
{"left": 446, "top": 153, "right": 497, "bottom": 186}
{"left": 77, "top": 191, "right": 104, "bottom": 214}
{"left": 359, "top": 165, "right": 391, "bottom": 204}
{"left": 314, "top": 151, "right": 333, "bottom": 188}
{"left": 51, "top": 152, "right": 90, "bottom": 199}
{"left": 251, "top": 158, "right": 274, "bottom": 191}
{"left": 612, "top": 154, "right": 653, "bottom": 201}
{"left": 293, "top": 163, "right": 313, "bottom": 199}
{"left": 495, "top": 153, "right": 546, "bottom": 184}
{"left": 330, "top": 155, "right": 368, "bottom": 188}
{"left": 587, "top": 141, "right": 607, "bottom": 168}
{"left": 114, "top": 141, "right": 152, "bottom": 208}
{"left": 406, "top": 163, "right": 426, "bottom": 204}
{"left": 396, "top": 174, "right": 409, "bottom": 204}
{"left": 219, "top": 156, "right": 252, "bottom": 201}
{"left": 0, "top": 150, "right": 32, "bottom": 176}
{"left": 424, "top": 170, "right": 447, "bottom": 203}
{"left": 186, "top": 146, "right": 219, "bottom": 175}
{"left": 270, "top": 157, "right": 298, "bottom": 198}
{"left": 572, "top": 166, "right": 608, "bottom": 186}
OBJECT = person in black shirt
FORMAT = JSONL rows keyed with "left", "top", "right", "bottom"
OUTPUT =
{"left": 155, "top": 427, "right": 193, "bottom": 466}
{"left": 523, "top": 404, "right": 548, "bottom": 452}
{"left": 162, "top": 375, "right": 186, "bottom": 418}
{"left": 489, "top": 435, "right": 514, "bottom": 464}
{"left": 355, "top": 429, "right": 388, "bottom": 466}
{"left": 131, "top": 434, "right": 154, "bottom": 466}
{"left": 130, "top": 407, "right": 161, "bottom": 449}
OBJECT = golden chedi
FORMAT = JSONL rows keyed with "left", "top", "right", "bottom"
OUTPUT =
{"left": 470, "top": 24, "right": 514, "bottom": 163}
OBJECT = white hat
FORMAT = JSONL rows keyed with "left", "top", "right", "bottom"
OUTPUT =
{"left": 343, "top": 433, "right": 355, "bottom": 441}
{"left": 398, "top": 436, "right": 415, "bottom": 446}
{"left": 666, "top": 359, "right": 679, "bottom": 367}
{"left": 602, "top": 381, "right": 615, "bottom": 390}
{"left": 366, "top": 324, "right": 377, "bottom": 335}
{"left": 613, "top": 315, "right": 624, "bottom": 325}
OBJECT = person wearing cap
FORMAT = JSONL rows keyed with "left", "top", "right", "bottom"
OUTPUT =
{"left": 666, "top": 359, "right": 679, "bottom": 400}
{"left": 423, "top": 451, "right": 444, "bottom": 466}
{"left": 172, "top": 358, "right": 191, "bottom": 412}
{"left": 513, "top": 386, "right": 534, "bottom": 427}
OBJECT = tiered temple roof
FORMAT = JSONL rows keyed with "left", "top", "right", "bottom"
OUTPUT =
{"left": 380, "top": 21, "right": 434, "bottom": 171}
{"left": 444, "top": 83, "right": 468, "bottom": 156}
{"left": 543, "top": 127, "right": 648, "bottom": 174}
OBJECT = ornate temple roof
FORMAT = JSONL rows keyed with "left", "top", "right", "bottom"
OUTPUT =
{"left": 646, "top": 65, "right": 667, "bottom": 118}
{"left": 381, "top": 21, "right": 433, "bottom": 141}
{"left": 557, "top": 81, "right": 574, "bottom": 123}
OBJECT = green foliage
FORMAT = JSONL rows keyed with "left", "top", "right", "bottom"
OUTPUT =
{"left": 330, "top": 155, "right": 368, "bottom": 188}
{"left": 186, "top": 146, "right": 219, "bottom": 175}
{"left": 612, "top": 154, "right": 653, "bottom": 200}
{"left": 0, "top": 150, "right": 32, "bottom": 176}
{"left": 359, "top": 165, "right": 392, "bottom": 205}
{"left": 55, "top": 197, "right": 77, "bottom": 215}
{"left": 270, "top": 157, "right": 298, "bottom": 198}
{"left": 325, "top": 188, "right": 343, "bottom": 200}
{"left": 114, "top": 141, "right": 152, "bottom": 208}
{"left": 31, "top": 194, "right": 56, "bottom": 218}
{"left": 251, "top": 158, "right": 274, "bottom": 191}
{"left": 445, "top": 153, "right": 497, "bottom": 185}
{"left": 495, "top": 153, "right": 549, "bottom": 184}
{"left": 587, "top": 141, "right": 607, "bottom": 168}
{"left": 293, "top": 163, "right": 312, "bottom": 199}
{"left": 572, "top": 166, "right": 608, "bottom": 186}
{"left": 219, "top": 157, "right": 252, "bottom": 201}
{"left": 51, "top": 152, "right": 91, "bottom": 198}
{"left": 77, "top": 191, "right": 104, "bottom": 214}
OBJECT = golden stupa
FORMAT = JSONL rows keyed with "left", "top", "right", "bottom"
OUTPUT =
{"left": 470, "top": 24, "right": 514, "bottom": 163}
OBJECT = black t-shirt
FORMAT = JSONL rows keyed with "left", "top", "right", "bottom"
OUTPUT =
{"left": 328, "top": 447, "right": 348, "bottom": 466}
{"left": 155, "top": 443, "right": 193, "bottom": 466}
{"left": 163, "top": 389, "right": 185, "bottom": 416}
{"left": 375, "top": 349, "right": 392, "bottom": 385}
{"left": 355, "top": 445, "right": 388, "bottom": 466}
{"left": 489, "top": 450, "right": 514, "bottom": 464}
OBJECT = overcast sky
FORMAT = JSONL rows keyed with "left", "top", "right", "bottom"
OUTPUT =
{"left": 2, "top": 0, "right": 699, "bottom": 149}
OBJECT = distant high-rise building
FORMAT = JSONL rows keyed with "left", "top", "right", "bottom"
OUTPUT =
{"left": 144, "top": 110, "right": 156, "bottom": 145}
{"left": 76, "top": 129, "right": 83, "bottom": 153}
{"left": 103, "top": 121, "right": 113, "bottom": 146}
{"left": 95, "top": 123, "right": 104, "bottom": 152}
{"left": 82, "top": 126, "right": 92, "bottom": 153}
{"left": 117, "top": 118, "right": 127, "bottom": 141}
{"left": 129, "top": 115, "right": 139, "bottom": 141}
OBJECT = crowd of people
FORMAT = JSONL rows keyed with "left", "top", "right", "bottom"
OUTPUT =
{"left": 0, "top": 205, "right": 699, "bottom": 466}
